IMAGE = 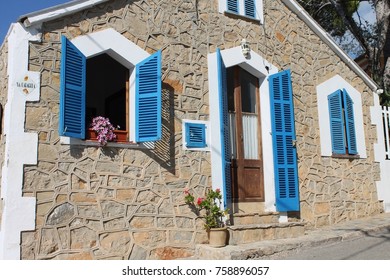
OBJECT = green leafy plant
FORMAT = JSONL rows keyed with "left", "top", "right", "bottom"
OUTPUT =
{"left": 184, "top": 188, "right": 229, "bottom": 230}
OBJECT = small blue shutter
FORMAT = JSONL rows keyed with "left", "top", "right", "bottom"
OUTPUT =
{"left": 185, "top": 123, "right": 206, "bottom": 148}
{"left": 269, "top": 70, "right": 300, "bottom": 212}
{"left": 343, "top": 89, "right": 357, "bottom": 154}
{"left": 135, "top": 51, "right": 162, "bottom": 142}
{"left": 227, "top": 0, "right": 239, "bottom": 13}
{"left": 328, "top": 90, "right": 346, "bottom": 154}
{"left": 59, "top": 36, "right": 86, "bottom": 139}
{"left": 217, "top": 48, "right": 232, "bottom": 208}
{"left": 244, "top": 0, "right": 256, "bottom": 18}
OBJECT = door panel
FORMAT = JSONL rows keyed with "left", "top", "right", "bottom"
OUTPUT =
{"left": 227, "top": 66, "right": 264, "bottom": 202}
{"left": 216, "top": 48, "right": 232, "bottom": 208}
{"left": 269, "top": 70, "right": 300, "bottom": 211}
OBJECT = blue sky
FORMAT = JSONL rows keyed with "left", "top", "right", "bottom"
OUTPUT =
{"left": 0, "top": 0, "right": 72, "bottom": 43}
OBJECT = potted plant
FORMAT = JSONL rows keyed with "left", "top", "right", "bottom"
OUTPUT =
{"left": 89, "top": 116, "right": 117, "bottom": 146}
{"left": 184, "top": 188, "right": 229, "bottom": 247}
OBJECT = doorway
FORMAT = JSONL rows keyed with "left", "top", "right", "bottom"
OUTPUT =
{"left": 227, "top": 66, "right": 264, "bottom": 208}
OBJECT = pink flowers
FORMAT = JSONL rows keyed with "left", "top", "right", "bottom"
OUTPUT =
{"left": 184, "top": 187, "right": 229, "bottom": 229}
{"left": 90, "top": 116, "right": 117, "bottom": 146}
{"left": 196, "top": 197, "right": 204, "bottom": 205}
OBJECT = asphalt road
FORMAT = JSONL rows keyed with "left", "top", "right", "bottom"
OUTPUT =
{"left": 279, "top": 229, "right": 390, "bottom": 260}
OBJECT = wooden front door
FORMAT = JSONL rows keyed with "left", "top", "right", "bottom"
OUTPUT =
{"left": 227, "top": 66, "right": 264, "bottom": 202}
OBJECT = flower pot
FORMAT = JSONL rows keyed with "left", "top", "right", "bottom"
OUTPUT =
{"left": 87, "top": 129, "right": 98, "bottom": 140}
{"left": 87, "top": 128, "right": 128, "bottom": 143}
{"left": 113, "top": 130, "right": 128, "bottom": 143}
{"left": 208, "top": 227, "right": 228, "bottom": 247}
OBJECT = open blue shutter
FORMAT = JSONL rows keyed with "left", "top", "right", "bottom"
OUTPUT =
{"left": 135, "top": 51, "right": 162, "bottom": 142}
{"left": 343, "top": 89, "right": 357, "bottom": 154}
{"left": 59, "top": 36, "right": 86, "bottom": 139}
{"left": 328, "top": 90, "right": 346, "bottom": 154}
{"left": 217, "top": 49, "right": 231, "bottom": 209}
{"left": 244, "top": 0, "right": 256, "bottom": 17}
{"left": 227, "top": 0, "right": 239, "bottom": 13}
{"left": 269, "top": 70, "right": 300, "bottom": 212}
{"left": 185, "top": 123, "right": 206, "bottom": 148}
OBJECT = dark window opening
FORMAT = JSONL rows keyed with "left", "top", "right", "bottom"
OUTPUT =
{"left": 86, "top": 53, "right": 129, "bottom": 136}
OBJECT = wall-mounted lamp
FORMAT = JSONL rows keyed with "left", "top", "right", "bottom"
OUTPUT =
{"left": 240, "top": 39, "right": 250, "bottom": 58}
{"left": 376, "top": 89, "right": 384, "bottom": 95}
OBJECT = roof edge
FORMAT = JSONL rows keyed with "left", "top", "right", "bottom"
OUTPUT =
{"left": 282, "top": 0, "right": 378, "bottom": 91}
{"left": 15, "top": 0, "right": 379, "bottom": 92}
{"left": 19, "top": 0, "right": 110, "bottom": 27}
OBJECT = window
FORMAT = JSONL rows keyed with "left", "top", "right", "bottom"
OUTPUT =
{"left": 59, "top": 35, "right": 162, "bottom": 143}
{"left": 182, "top": 120, "right": 209, "bottom": 150}
{"left": 86, "top": 54, "right": 128, "bottom": 134}
{"left": 220, "top": 0, "right": 264, "bottom": 22}
{"left": 316, "top": 75, "right": 366, "bottom": 158}
{"left": 185, "top": 123, "right": 206, "bottom": 148}
{"left": 227, "top": 66, "right": 261, "bottom": 160}
{"left": 328, "top": 89, "right": 358, "bottom": 155}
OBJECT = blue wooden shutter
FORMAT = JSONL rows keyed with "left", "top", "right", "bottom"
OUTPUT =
{"left": 328, "top": 90, "right": 346, "bottom": 154}
{"left": 135, "top": 51, "right": 162, "bottom": 142}
{"left": 269, "top": 70, "right": 300, "bottom": 212}
{"left": 185, "top": 123, "right": 206, "bottom": 148}
{"left": 244, "top": 0, "right": 256, "bottom": 18}
{"left": 59, "top": 36, "right": 86, "bottom": 139}
{"left": 343, "top": 89, "right": 357, "bottom": 154}
{"left": 227, "top": 0, "right": 239, "bottom": 13}
{"left": 217, "top": 48, "right": 232, "bottom": 208}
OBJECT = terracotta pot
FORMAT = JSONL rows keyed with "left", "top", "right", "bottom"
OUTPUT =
{"left": 86, "top": 129, "right": 98, "bottom": 140}
{"left": 208, "top": 227, "right": 228, "bottom": 247}
{"left": 86, "top": 128, "right": 128, "bottom": 143}
{"left": 113, "top": 130, "right": 128, "bottom": 143}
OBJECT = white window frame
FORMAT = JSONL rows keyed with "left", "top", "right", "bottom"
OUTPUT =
{"left": 59, "top": 28, "right": 151, "bottom": 147}
{"left": 208, "top": 47, "right": 277, "bottom": 211}
{"left": 317, "top": 75, "right": 367, "bottom": 158}
{"left": 219, "top": 0, "right": 264, "bottom": 23}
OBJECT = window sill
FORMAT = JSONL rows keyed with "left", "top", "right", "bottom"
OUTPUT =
{"left": 331, "top": 153, "right": 360, "bottom": 160}
{"left": 60, "top": 136, "right": 150, "bottom": 149}
{"left": 224, "top": 11, "right": 261, "bottom": 24}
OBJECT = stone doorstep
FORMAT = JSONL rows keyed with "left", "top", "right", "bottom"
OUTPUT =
{"left": 228, "top": 222, "right": 307, "bottom": 245}
{"left": 231, "top": 212, "right": 280, "bottom": 225}
{"left": 192, "top": 222, "right": 307, "bottom": 260}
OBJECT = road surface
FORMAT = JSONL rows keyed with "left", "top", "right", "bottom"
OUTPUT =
{"left": 279, "top": 229, "right": 390, "bottom": 260}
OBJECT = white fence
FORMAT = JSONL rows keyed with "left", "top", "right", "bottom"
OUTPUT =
{"left": 383, "top": 106, "right": 390, "bottom": 159}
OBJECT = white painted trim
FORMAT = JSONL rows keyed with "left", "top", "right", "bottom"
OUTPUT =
{"left": 0, "top": 23, "right": 40, "bottom": 259}
{"left": 62, "top": 28, "right": 149, "bottom": 144}
{"left": 182, "top": 120, "right": 211, "bottom": 151}
{"left": 371, "top": 95, "right": 390, "bottom": 212}
{"left": 281, "top": 0, "right": 378, "bottom": 91}
{"left": 279, "top": 212, "right": 288, "bottom": 223}
{"left": 20, "top": 0, "right": 110, "bottom": 27}
{"left": 59, "top": 136, "right": 147, "bottom": 149}
{"left": 317, "top": 75, "right": 367, "bottom": 158}
{"left": 208, "top": 47, "right": 278, "bottom": 212}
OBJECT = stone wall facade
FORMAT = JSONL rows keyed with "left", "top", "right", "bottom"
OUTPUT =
{"left": 19, "top": 0, "right": 382, "bottom": 259}
{"left": 0, "top": 41, "right": 9, "bottom": 229}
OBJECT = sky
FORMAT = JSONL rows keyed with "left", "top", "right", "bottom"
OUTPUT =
{"left": 0, "top": 0, "right": 72, "bottom": 43}
{"left": 355, "top": 1, "right": 377, "bottom": 24}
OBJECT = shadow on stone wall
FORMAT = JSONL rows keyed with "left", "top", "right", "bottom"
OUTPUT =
{"left": 142, "top": 82, "right": 176, "bottom": 173}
